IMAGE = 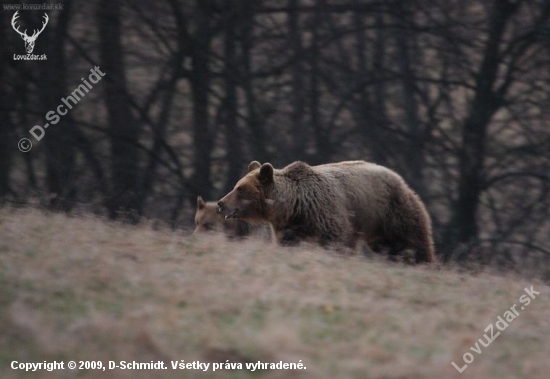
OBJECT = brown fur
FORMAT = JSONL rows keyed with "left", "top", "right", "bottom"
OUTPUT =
{"left": 218, "top": 161, "right": 436, "bottom": 263}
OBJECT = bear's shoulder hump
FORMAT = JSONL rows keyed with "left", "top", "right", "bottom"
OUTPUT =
{"left": 282, "top": 161, "right": 315, "bottom": 180}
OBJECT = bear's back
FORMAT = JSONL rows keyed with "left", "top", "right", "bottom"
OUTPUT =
{"left": 314, "top": 160, "right": 403, "bottom": 188}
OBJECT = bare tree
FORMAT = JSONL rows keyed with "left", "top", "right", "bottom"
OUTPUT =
{"left": 99, "top": 0, "right": 143, "bottom": 220}
{"left": 189, "top": 0, "right": 214, "bottom": 200}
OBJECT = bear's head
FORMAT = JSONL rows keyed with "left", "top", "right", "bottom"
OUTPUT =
{"left": 194, "top": 196, "right": 223, "bottom": 234}
{"left": 217, "top": 161, "right": 274, "bottom": 221}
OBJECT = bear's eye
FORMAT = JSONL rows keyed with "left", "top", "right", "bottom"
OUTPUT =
{"left": 236, "top": 186, "right": 246, "bottom": 198}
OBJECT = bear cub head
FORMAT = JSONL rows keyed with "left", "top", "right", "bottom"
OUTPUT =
{"left": 194, "top": 196, "right": 224, "bottom": 234}
{"left": 218, "top": 161, "right": 274, "bottom": 222}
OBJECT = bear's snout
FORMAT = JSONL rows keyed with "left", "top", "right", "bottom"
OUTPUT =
{"left": 217, "top": 201, "right": 225, "bottom": 213}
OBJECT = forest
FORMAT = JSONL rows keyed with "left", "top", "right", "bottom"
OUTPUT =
{"left": 1, "top": 0, "right": 550, "bottom": 270}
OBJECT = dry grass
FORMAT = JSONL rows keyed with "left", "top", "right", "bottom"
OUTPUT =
{"left": 1, "top": 208, "right": 549, "bottom": 379}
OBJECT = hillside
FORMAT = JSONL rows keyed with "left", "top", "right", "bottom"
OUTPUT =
{"left": 0, "top": 208, "right": 549, "bottom": 379}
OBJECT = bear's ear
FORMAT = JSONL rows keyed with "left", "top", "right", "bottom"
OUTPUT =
{"left": 197, "top": 196, "right": 205, "bottom": 209}
{"left": 248, "top": 161, "right": 261, "bottom": 173}
{"left": 259, "top": 163, "right": 274, "bottom": 185}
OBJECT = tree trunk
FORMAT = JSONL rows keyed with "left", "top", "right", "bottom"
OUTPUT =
{"left": 141, "top": 0, "right": 188, "bottom": 203}
{"left": 223, "top": 0, "right": 244, "bottom": 193}
{"left": 190, "top": 1, "right": 213, "bottom": 200}
{"left": 99, "top": 0, "right": 143, "bottom": 221}
{"left": 444, "top": 0, "right": 519, "bottom": 255}
{"left": 242, "top": 0, "right": 268, "bottom": 163}
{"left": 372, "top": 14, "right": 391, "bottom": 166}
{"left": 0, "top": 12, "right": 14, "bottom": 200}
{"left": 42, "top": 3, "right": 76, "bottom": 211}
{"left": 352, "top": 5, "right": 389, "bottom": 167}
{"left": 395, "top": 8, "right": 426, "bottom": 196}
{"left": 289, "top": 0, "right": 307, "bottom": 160}
{"left": 310, "top": 0, "right": 331, "bottom": 163}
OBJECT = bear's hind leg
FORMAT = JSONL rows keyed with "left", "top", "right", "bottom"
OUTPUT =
{"left": 382, "top": 193, "right": 436, "bottom": 264}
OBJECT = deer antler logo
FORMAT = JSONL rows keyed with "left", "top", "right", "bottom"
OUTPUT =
{"left": 11, "top": 11, "right": 49, "bottom": 54}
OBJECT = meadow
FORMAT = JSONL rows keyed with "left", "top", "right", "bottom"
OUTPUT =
{"left": 1, "top": 208, "right": 549, "bottom": 379}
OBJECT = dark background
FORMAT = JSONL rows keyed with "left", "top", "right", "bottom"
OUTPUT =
{"left": 1, "top": 0, "right": 549, "bottom": 270}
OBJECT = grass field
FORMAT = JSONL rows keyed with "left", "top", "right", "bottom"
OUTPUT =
{"left": 1, "top": 208, "right": 549, "bottom": 379}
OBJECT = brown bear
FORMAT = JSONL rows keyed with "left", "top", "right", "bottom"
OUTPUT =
{"left": 217, "top": 160, "right": 436, "bottom": 263}
{"left": 194, "top": 196, "right": 251, "bottom": 238}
